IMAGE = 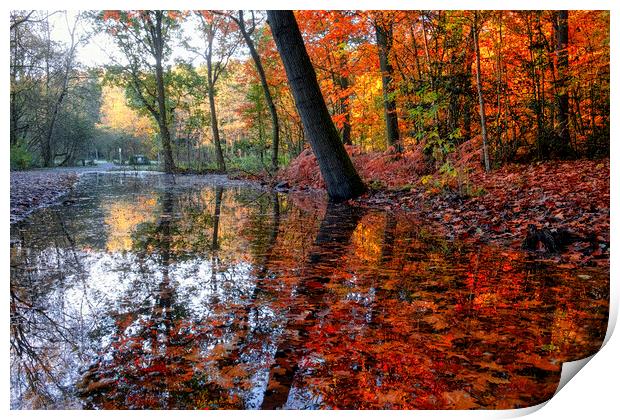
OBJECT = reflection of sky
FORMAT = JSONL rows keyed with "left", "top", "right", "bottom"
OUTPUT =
{"left": 10, "top": 174, "right": 280, "bottom": 409}
{"left": 12, "top": 242, "right": 265, "bottom": 408}
{"left": 10, "top": 173, "right": 609, "bottom": 410}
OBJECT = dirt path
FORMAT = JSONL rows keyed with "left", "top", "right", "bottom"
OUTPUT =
{"left": 10, "top": 162, "right": 118, "bottom": 224}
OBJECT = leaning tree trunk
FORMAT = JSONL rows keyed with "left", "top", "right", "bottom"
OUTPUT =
{"left": 375, "top": 19, "right": 401, "bottom": 151}
{"left": 553, "top": 10, "right": 571, "bottom": 157}
{"left": 237, "top": 11, "right": 280, "bottom": 172}
{"left": 267, "top": 11, "right": 365, "bottom": 201}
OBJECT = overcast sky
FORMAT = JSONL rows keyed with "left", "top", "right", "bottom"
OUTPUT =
{"left": 47, "top": 11, "right": 226, "bottom": 68}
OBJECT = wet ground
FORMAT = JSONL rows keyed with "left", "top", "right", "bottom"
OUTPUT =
{"left": 10, "top": 162, "right": 118, "bottom": 224}
{"left": 10, "top": 172, "right": 609, "bottom": 409}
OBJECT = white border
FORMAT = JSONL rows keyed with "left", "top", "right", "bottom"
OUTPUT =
{"left": 3, "top": 1, "right": 617, "bottom": 419}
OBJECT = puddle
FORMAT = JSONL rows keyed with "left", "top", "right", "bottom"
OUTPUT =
{"left": 10, "top": 173, "right": 609, "bottom": 409}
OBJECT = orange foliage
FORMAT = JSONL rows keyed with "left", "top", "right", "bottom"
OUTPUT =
{"left": 280, "top": 145, "right": 428, "bottom": 190}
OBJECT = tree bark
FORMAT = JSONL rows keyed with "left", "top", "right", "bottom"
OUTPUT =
{"left": 152, "top": 12, "right": 176, "bottom": 173}
{"left": 42, "top": 15, "right": 77, "bottom": 167}
{"left": 553, "top": 10, "right": 571, "bottom": 157}
{"left": 473, "top": 11, "right": 491, "bottom": 172}
{"left": 336, "top": 68, "right": 352, "bottom": 145}
{"left": 267, "top": 11, "right": 365, "bottom": 201}
{"left": 236, "top": 11, "right": 280, "bottom": 172}
{"left": 203, "top": 20, "right": 227, "bottom": 173}
{"left": 374, "top": 17, "right": 401, "bottom": 151}
{"left": 207, "top": 81, "right": 226, "bottom": 172}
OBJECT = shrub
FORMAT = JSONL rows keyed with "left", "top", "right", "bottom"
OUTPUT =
{"left": 10, "top": 144, "right": 34, "bottom": 170}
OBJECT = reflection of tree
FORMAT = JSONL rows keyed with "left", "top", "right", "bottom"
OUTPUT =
{"left": 10, "top": 175, "right": 610, "bottom": 410}
{"left": 211, "top": 186, "right": 223, "bottom": 251}
{"left": 77, "top": 185, "right": 210, "bottom": 409}
{"left": 75, "top": 184, "right": 275, "bottom": 409}
{"left": 260, "top": 203, "right": 365, "bottom": 409}
{"left": 286, "top": 213, "right": 609, "bottom": 409}
{"left": 10, "top": 288, "right": 67, "bottom": 407}
{"left": 10, "top": 209, "right": 90, "bottom": 409}
{"left": 209, "top": 186, "right": 223, "bottom": 298}
{"left": 205, "top": 193, "right": 282, "bottom": 380}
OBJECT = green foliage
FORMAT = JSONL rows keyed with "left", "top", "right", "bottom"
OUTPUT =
{"left": 227, "top": 154, "right": 268, "bottom": 173}
{"left": 368, "top": 179, "right": 386, "bottom": 190}
{"left": 422, "top": 129, "right": 456, "bottom": 166}
{"left": 420, "top": 160, "right": 486, "bottom": 199}
{"left": 10, "top": 143, "right": 35, "bottom": 170}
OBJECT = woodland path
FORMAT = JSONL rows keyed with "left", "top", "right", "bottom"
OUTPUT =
{"left": 10, "top": 162, "right": 118, "bottom": 224}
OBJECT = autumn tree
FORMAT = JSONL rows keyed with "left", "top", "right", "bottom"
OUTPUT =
{"left": 97, "top": 11, "right": 178, "bottom": 173}
{"left": 553, "top": 10, "right": 571, "bottom": 157}
{"left": 193, "top": 11, "right": 241, "bottom": 172}
{"left": 373, "top": 11, "right": 401, "bottom": 151}
{"left": 295, "top": 11, "right": 370, "bottom": 147}
{"left": 267, "top": 11, "right": 366, "bottom": 201}
{"left": 10, "top": 11, "right": 101, "bottom": 168}
{"left": 224, "top": 10, "right": 281, "bottom": 172}
{"left": 473, "top": 11, "right": 491, "bottom": 171}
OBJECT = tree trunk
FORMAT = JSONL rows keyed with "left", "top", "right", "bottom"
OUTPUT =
{"left": 208, "top": 83, "right": 226, "bottom": 172}
{"left": 267, "top": 11, "right": 365, "bottom": 201}
{"left": 204, "top": 22, "right": 226, "bottom": 173}
{"left": 473, "top": 11, "right": 491, "bottom": 172}
{"left": 336, "top": 68, "right": 352, "bottom": 145}
{"left": 374, "top": 17, "right": 401, "bottom": 151}
{"left": 237, "top": 11, "right": 280, "bottom": 172}
{"left": 553, "top": 10, "right": 571, "bottom": 157}
{"left": 463, "top": 32, "right": 474, "bottom": 141}
{"left": 42, "top": 15, "right": 78, "bottom": 167}
{"left": 495, "top": 11, "right": 504, "bottom": 159}
{"left": 153, "top": 12, "right": 176, "bottom": 173}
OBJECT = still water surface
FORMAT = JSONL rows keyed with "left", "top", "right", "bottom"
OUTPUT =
{"left": 10, "top": 173, "right": 608, "bottom": 409}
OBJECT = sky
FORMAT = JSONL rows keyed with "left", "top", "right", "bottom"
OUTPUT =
{"left": 47, "top": 10, "right": 226, "bottom": 68}
{"left": 48, "top": 11, "right": 115, "bottom": 67}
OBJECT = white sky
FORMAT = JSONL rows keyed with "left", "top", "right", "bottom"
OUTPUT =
{"left": 47, "top": 10, "right": 227, "bottom": 68}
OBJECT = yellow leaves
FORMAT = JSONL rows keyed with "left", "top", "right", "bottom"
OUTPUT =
{"left": 351, "top": 216, "right": 384, "bottom": 264}
{"left": 103, "top": 197, "right": 157, "bottom": 251}
{"left": 473, "top": 292, "right": 499, "bottom": 308}
{"left": 98, "top": 86, "right": 155, "bottom": 139}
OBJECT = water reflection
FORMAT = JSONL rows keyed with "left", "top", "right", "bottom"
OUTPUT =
{"left": 10, "top": 173, "right": 608, "bottom": 409}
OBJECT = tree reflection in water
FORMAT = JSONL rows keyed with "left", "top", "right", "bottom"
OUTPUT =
{"left": 10, "top": 173, "right": 608, "bottom": 409}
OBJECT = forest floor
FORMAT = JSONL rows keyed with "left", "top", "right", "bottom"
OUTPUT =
{"left": 11, "top": 155, "right": 609, "bottom": 269}
{"left": 277, "top": 148, "right": 610, "bottom": 268}
{"left": 10, "top": 162, "right": 117, "bottom": 224}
